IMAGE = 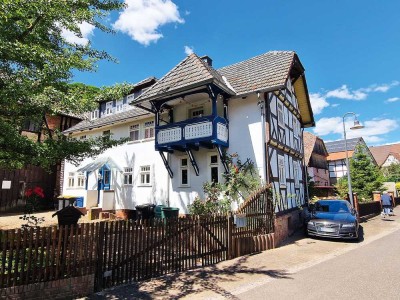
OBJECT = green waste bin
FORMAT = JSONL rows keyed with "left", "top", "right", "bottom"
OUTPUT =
{"left": 155, "top": 205, "right": 166, "bottom": 218}
{"left": 161, "top": 207, "right": 179, "bottom": 218}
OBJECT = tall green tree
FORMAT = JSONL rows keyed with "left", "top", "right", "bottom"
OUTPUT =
{"left": 382, "top": 163, "right": 400, "bottom": 182}
{"left": 335, "top": 144, "right": 385, "bottom": 201}
{"left": 0, "top": 0, "right": 131, "bottom": 169}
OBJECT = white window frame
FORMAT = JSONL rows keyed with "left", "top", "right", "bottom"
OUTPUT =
{"left": 179, "top": 157, "right": 190, "bottom": 187}
{"left": 277, "top": 102, "right": 284, "bottom": 127}
{"left": 294, "top": 162, "right": 300, "bottom": 188}
{"left": 278, "top": 155, "right": 286, "bottom": 187}
{"left": 209, "top": 153, "right": 220, "bottom": 183}
{"left": 115, "top": 99, "right": 124, "bottom": 113}
{"left": 104, "top": 101, "right": 113, "bottom": 116}
{"left": 68, "top": 172, "right": 75, "bottom": 188}
{"left": 139, "top": 165, "right": 151, "bottom": 186}
{"left": 77, "top": 172, "right": 85, "bottom": 188}
{"left": 129, "top": 124, "right": 140, "bottom": 142}
{"left": 90, "top": 110, "right": 98, "bottom": 120}
{"left": 123, "top": 167, "right": 133, "bottom": 185}
{"left": 188, "top": 106, "right": 204, "bottom": 118}
{"left": 144, "top": 121, "right": 154, "bottom": 139}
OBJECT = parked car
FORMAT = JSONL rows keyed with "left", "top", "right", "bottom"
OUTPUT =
{"left": 306, "top": 199, "right": 359, "bottom": 240}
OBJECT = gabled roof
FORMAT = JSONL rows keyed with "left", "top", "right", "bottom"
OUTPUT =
{"left": 135, "top": 50, "right": 314, "bottom": 128}
{"left": 135, "top": 53, "right": 235, "bottom": 103}
{"left": 303, "top": 132, "right": 317, "bottom": 165}
{"left": 218, "top": 51, "right": 295, "bottom": 95}
{"left": 63, "top": 107, "right": 151, "bottom": 134}
{"left": 325, "top": 137, "right": 364, "bottom": 153}
{"left": 369, "top": 143, "right": 400, "bottom": 166}
{"left": 303, "top": 132, "right": 328, "bottom": 165}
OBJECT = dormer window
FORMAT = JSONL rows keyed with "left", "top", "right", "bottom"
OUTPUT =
{"left": 115, "top": 100, "right": 124, "bottom": 113}
{"left": 104, "top": 101, "right": 113, "bottom": 116}
{"left": 90, "top": 110, "right": 98, "bottom": 120}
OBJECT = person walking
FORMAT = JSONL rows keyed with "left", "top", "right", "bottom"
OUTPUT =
{"left": 381, "top": 191, "right": 392, "bottom": 218}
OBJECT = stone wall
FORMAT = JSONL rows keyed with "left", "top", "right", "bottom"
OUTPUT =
{"left": 274, "top": 209, "right": 303, "bottom": 247}
{"left": 0, "top": 274, "right": 94, "bottom": 300}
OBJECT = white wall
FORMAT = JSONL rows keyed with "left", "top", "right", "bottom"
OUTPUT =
{"left": 228, "top": 94, "right": 265, "bottom": 181}
{"left": 63, "top": 116, "right": 169, "bottom": 210}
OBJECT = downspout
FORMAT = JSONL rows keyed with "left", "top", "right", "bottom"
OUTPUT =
{"left": 264, "top": 92, "right": 271, "bottom": 183}
{"left": 258, "top": 92, "right": 267, "bottom": 184}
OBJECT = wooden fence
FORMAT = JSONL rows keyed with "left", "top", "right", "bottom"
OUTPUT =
{"left": 0, "top": 187, "right": 273, "bottom": 293}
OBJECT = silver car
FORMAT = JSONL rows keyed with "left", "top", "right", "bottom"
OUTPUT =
{"left": 307, "top": 199, "right": 359, "bottom": 240}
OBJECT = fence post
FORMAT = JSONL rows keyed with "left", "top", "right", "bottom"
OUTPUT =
{"left": 227, "top": 214, "right": 233, "bottom": 260}
{"left": 95, "top": 221, "right": 105, "bottom": 292}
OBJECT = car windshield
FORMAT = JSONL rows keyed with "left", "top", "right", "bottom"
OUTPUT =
{"left": 315, "top": 201, "right": 350, "bottom": 213}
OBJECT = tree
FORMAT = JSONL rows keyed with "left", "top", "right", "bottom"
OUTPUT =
{"left": 335, "top": 144, "right": 385, "bottom": 201}
{"left": 382, "top": 163, "right": 400, "bottom": 182}
{"left": 0, "top": 0, "right": 131, "bottom": 169}
{"left": 188, "top": 153, "right": 261, "bottom": 215}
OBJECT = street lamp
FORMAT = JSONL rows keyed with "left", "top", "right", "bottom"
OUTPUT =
{"left": 343, "top": 112, "right": 364, "bottom": 208}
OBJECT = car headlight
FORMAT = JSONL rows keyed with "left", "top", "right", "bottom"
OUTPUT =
{"left": 308, "top": 221, "right": 315, "bottom": 226}
{"left": 341, "top": 223, "right": 355, "bottom": 228}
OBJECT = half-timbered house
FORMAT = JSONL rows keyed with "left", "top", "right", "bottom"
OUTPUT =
{"left": 61, "top": 51, "right": 315, "bottom": 217}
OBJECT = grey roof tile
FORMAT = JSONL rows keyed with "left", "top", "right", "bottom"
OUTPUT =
{"left": 63, "top": 107, "right": 151, "bottom": 134}
{"left": 218, "top": 51, "right": 295, "bottom": 95}
{"left": 135, "top": 53, "right": 235, "bottom": 103}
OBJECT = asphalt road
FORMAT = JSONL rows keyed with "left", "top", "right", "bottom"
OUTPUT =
{"left": 238, "top": 227, "right": 400, "bottom": 300}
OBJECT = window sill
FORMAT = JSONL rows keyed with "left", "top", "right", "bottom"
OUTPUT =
{"left": 179, "top": 185, "right": 191, "bottom": 188}
{"left": 138, "top": 184, "right": 152, "bottom": 187}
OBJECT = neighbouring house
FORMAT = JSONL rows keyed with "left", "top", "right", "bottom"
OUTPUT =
{"left": 0, "top": 112, "right": 82, "bottom": 212}
{"left": 62, "top": 51, "right": 314, "bottom": 222}
{"left": 369, "top": 143, "right": 400, "bottom": 167}
{"left": 325, "top": 137, "right": 376, "bottom": 185}
{"left": 303, "top": 131, "right": 333, "bottom": 197}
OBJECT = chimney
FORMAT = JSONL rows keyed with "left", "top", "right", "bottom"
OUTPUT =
{"left": 200, "top": 55, "right": 212, "bottom": 66}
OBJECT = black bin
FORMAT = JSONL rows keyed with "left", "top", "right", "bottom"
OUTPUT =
{"left": 135, "top": 204, "right": 156, "bottom": 220}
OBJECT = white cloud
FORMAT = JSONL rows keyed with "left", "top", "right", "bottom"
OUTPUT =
{"left": 313, "top": 117, "right": 399, "bottom": 144}
{"left": 184, "top": 45, "right": 194, "bottom": 55}
{"left": 386, "top": 97, "right": 400, "bottom": 103}
{"left": 113, "top": 0, "right": 184, "bottom": 46}
{"left": 313, "top": 117, "right": 343, "bottom": 136}
{"left": 61, "top": 22, "right": 95, "bottom": 45}
{"left": 325, "top": 85, "right": 367, "bottom": 100}
{"left": 309, "top": 93, "right": 329, "bottom": 115}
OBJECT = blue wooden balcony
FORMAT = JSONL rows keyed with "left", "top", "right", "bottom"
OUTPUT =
{"left": 155, "top": 116, "right": 229, "bottom": 151}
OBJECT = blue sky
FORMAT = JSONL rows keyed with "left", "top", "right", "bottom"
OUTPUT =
{"left": 71, "top": 0, "right": 400, "bottom": 146}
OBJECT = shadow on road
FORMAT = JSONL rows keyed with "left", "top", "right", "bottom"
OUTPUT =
{"left": 85, "top": 256, "right": 292, "bottom": 300}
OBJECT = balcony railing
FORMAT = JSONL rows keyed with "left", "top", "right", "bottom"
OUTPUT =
{"left": 155, "top": 116, "right": 228, "bottom": 150}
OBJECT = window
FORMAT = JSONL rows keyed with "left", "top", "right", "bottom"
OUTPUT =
{"left": 68, "top": 172, "right": 75, "bottom": 187}
{"left": 294, "top": 163, "right": 300, "bottom": 188}
{"left": 278, "top": 155, "right": 286, "bottom": 186}
{"left": 103, "top": 130, "right": 111, "bottom": 142}
{"left": 90, "top": 110, "right": 98, "bottom": 120}
{"left": 277, "top": 102, "right": 284, "bottom": 126}
{"left": 104, "top": 101, "right": 113, "bottom": 115}
{"left": 140, "top": 165, "right": 151, "bottom": 185}
{"left": 189, "top": 107, "right": 204, "bottom": 118}
{"left": 115, "top": 100, "right": 124, "bottom": 113}
{"left": 124, "top": 167, "right": 133, "bottom": 185}
{"left": 129, "top": 124, "right": 140, "bottom": 141}
{"left": 209, "top": 154, "right": 219, "bottom": 183}
{"left": 180, "top": 157, "right": 189, "bottom": 186}
{"left": 77, "top": 172, "right": 85, "bottom": 188}
{"left": 144, "top": 121, "right": 154, "bottom": 139}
